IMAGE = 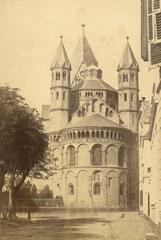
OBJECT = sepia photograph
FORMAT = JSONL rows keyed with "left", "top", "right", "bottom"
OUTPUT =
{"left": 0, "top": 0, "right": 161, "bottom": 239}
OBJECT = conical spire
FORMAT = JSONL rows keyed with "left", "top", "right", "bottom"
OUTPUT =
{"left": 71, "top": 25, "right": 98, "bottom": 80}
{"left": 118, "top": 37, "right": 139, "bottom": 71}
{"left": 50, "top": 36, "right": 71, "bottom": 70}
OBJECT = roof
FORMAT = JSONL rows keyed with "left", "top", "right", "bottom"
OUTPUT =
{"left": 66, "top": 114, "right": 126, "bottom": 129}
{"left": 71, "top": 30, "right": 98, "bottom": 80}
{"left": 50, "top": 37, "right": 71, "bottom": 70}
{"left": 118, "top": 38, "right": 139, "bottom": 70}
{"left": 72, "top": 79, "right": 117, "bottom": 92}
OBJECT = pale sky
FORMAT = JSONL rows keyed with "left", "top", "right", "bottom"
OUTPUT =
{"left": 0, "top": 0, "right": 159, "bottom": 111}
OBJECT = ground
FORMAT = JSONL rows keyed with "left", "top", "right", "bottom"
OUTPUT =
{"left": 0, "top": 210, "right": 155, "bottom": 240}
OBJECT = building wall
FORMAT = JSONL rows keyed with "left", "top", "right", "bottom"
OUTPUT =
{"left": 48, "top": 127, "right": 137, "bottom": 209}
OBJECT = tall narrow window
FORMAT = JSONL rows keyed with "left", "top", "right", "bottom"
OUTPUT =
{"left": 69, "top": 184, "right": 74, "bottom": 195}
{"left": 93, "top": 183, "right": 101, "bottom": 195}
{"left": 131, "top": 93, "right": 134, "bottom": 101}
{"left": 63, "top": 91, "right": 66, "bottom": 100}
{"left": 56, "top": 72, "right": 60, "bottom": 80}
{"left": 123, "top": 73, "right": 128, "bottom": 82}
{"left": 56, "top": 92, "right": 59, "bottom": 100}
{"left": 124, "top": 93, "right": 127, "bottom": 101}
{"left": 130, "top": 73, "right": 134, "bottom": 82}
{"left": 63, "top": 71, "right": 66, "bottom": 80}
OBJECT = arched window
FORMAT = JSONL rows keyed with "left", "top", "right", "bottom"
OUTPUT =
{"left": 92, "top": 131, "right": 95, "bottom": 138}
{"left": 109, "top": 110, "right": 113, "bottom": 117}
{"left": 78, "top": 131, "right": 81, "bottom": 138}
{"left": 100, "top": 103, "right": 104, "bottom": 112}
{"left": 105, "top": 108, "right": 109, "bottom": 117}
{"left": 106, "top": 131, "right": 109, "bottom": 138}
{"left": 67, "top": 145, "right": 76, "bottom": 166}
{"left": 130, "top": 73, "right": 134, "bottom": 82}
{"left": 56, "top": 72, "right": 60, "bottom": 80}
{"left": 118, "top": 146, "right": 126, "bottom": 167}
{"left": 101, "top": 131, "right": 104, "bottom": 138}
{"left": 69, "top": 183, "right": 74, "bottom": 195}
{"left": 123, "top": 73, "right": 128, "bottom": 82}
{"left": 119, "top": 183, "right": 124, "bottom": 196}
{"left": 93, "top": 171, "right": 102, "bottom": 181}
{"left": 124, "top": 93, "right": 127, "bottom": 101}
{"left": 63, "top": 71, "right": 66, "bottom": 80}
{"left": 82, "top": 108, "right": 85, "bottom": 117}
{"left": 93, "top": 183, "right": 101, "bottom": 194}
{"left": 86, "top": 131, "right": 90, "bottom": 138}
{"left": 92, "top": 145, "right": 102, "bottom": 165}
{"left": 56, "top": 92, "right": 59, "bottom": 100}
{"left": 82, "top": 131, "right": 85, "bottom": 138}
{"left": 96, "top": 131, "right": 99, "bottom": 138}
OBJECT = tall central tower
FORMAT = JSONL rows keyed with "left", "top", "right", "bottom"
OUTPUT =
{"left": 117, "top": 37, "right": 139, "bottom": 133}
{"left": 50, "top": 36, "right": 71, "bottom": 132}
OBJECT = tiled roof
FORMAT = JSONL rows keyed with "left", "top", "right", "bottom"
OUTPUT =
{"left": 71, "top": 33, "right": 98, "bottom": 80}
{"left": 66, "top": 114, "right": 125, "bottom": 129}
{"left": 72, "top": 79, "right": 117, "bottom": 92}
{"left": 50, "top": 38, "right": 71, "bottom": 70}
{"left": 118, "top": 38, "right": 139, "bottom": 70}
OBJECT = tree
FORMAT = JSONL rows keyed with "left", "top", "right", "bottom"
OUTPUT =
{"left": 39, "top": 185, "right": 53, "bottom": 199}
{"left": 0, "top": 86, "right": 49, "bottom": 219}
{"left": 31, "top": 184, "right": 38, "bottom": 198}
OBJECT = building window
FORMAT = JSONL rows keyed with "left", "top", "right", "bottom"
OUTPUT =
{"left": 69, "top": 183, "right": 74, "bottom": 195}
{"left": 130, "top": 73, "right": 134, "bottom": 82}
{"left": 67, "top": 145, "right": 76, "bottom": 166}
{"left": 92, "top": 145, "right": 102, "bottom": 165}
{"left": 140, "top": 190, "right": 143, "bottom": 205}
{"left": 56, "top": 72, "right": 60, "bottom": 80}
{"left": 131, "top": 93, "right": 134, "bottom": 101}
{"left": 147, "top": 167, "right": 151, "bottom": 173}
{"left": 63, "top": 91, "right": 66, "bottom": 100}
{"left": 93, "top": 171, "right": 101, "bottom": 181}
{"left": 63, "top": 71, "right": 66, "bottom": 80}
{"left": 93, "top": 183, "right": 101, "bottom": 195}
{"left": 124, "top": 93, "right": 127, "bottom": 101}
{"left": 56, "top": 92, "right": 59, "bottom": 100}
{"left": 118, "top": 146, "right": 126, "bottom": 167}
{"left": 123, "top": 73, "right": 128, "bottom": 82}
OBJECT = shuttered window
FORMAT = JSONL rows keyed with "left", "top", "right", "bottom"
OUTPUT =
{"left": 153, "top": 0, "right": 160, "bottom": 10}
{"left": 148, "top": 0, "right": 153, "bottom": 13}
{"left": 150, "top": 42, "right": 161, "bottom": 64}
{"left": 156, "top": 12, "right": 161, "bottom": 39}
{"left": 148, "top": 15, "right": 153, "bottom": 40}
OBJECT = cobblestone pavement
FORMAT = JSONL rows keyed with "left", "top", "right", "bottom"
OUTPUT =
{"left": 0, "top": 211, "right": 155, "bottom": 240}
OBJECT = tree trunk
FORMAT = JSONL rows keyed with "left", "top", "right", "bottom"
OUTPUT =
{"left": 7, "top": 173, "right": 15, "bottom": 219}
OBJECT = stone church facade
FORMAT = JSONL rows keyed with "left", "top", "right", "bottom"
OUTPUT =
{"left": 42, "top": 27, "right": 139, "bottom": 209}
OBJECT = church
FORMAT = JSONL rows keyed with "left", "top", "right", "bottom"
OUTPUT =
{"left": 42, "top": 26, "right": 139, "bottom": 209}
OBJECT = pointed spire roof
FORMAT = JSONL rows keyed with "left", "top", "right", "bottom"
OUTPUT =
{"left": 118, "top": 37, "right": 139, "bottom": 71}
{"left": 50, "top": 36, "right": 71, "bottom": 70}
{"left": 71, "top": 25, "right": 98, "bottom": 80}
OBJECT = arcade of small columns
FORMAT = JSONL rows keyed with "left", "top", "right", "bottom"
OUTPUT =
{"left": 50, "top": 127, "right": 130, "bottom": 208}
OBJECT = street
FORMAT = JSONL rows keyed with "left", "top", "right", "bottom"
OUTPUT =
{"left": 0, "top": 210, "right": 155, "bottom": 240}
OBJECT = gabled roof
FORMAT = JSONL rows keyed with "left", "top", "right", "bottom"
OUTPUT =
{"left": 71, "top": 27, "right": 98, "bottom": 80}
{"left": 118, "top": 37, "right": 139, "bottom": 71}
{"left": 66, "top": 114, "right": 125, "bottom": 129}
{"left": 50, "top": 37, "right": 71, "bottom": 70}
{"left": 72, "top": 79, "right": 117, "bottom": 92}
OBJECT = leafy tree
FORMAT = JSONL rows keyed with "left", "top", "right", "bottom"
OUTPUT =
{"left": 39, "top": 185, "right": 53, "bottom": 199}
{"left": 0, "top": 86, "right": 50, "bottom": 219}
{"left": 31, "top": 184, "right": 38, "bottom": 198}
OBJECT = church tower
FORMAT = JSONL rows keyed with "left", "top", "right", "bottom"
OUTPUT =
{"left": 117, "top": 37, "right": 139, "bottom": 133}
{"left": 50, "top": 36, "right": 71, "bottom": 131}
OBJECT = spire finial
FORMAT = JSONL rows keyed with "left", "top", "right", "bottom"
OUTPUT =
{"left": 81, "top": 24, "right": 85, "bottom": 37}
{"left": 126, "top": 36, "right": 129, "bottom": 41}
{"left": 60, "top": 35, "right": 63, "bottom": 41}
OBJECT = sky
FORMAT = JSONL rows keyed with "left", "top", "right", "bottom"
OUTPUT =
{"left": 0, "top": 0, "right": 159, "bottom": 112}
